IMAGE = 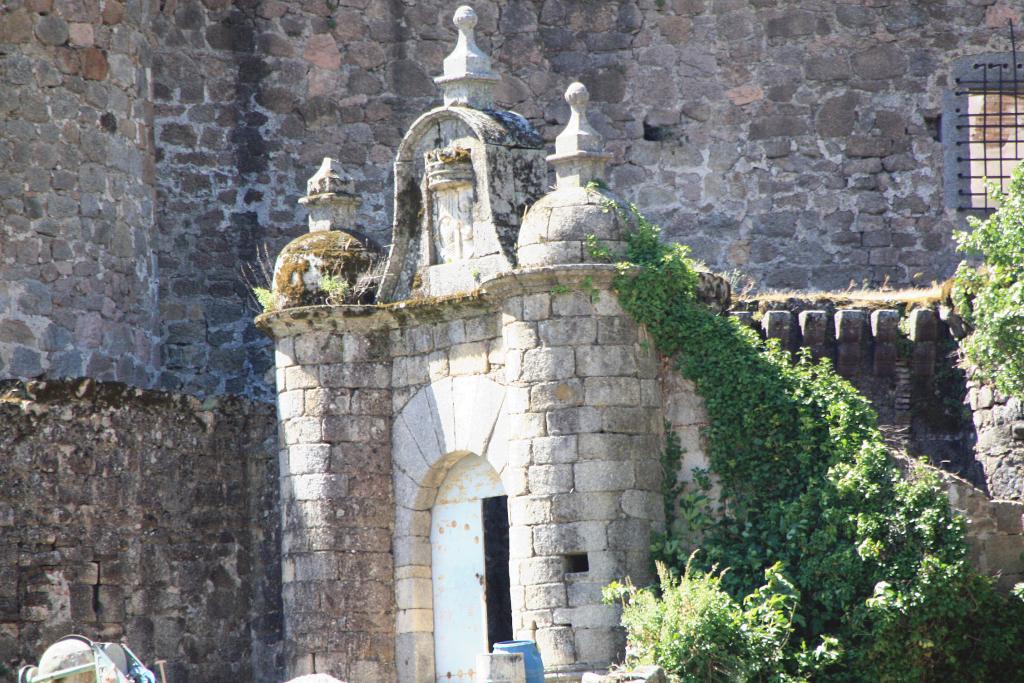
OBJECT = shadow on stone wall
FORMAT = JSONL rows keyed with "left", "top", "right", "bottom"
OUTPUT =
{"left": 0, "top": 379, "right": 283, "bottom": 682}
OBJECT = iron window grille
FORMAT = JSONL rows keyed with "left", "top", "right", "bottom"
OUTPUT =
{"left": 943, "top": 34, "right": 1024, "bottom": 211}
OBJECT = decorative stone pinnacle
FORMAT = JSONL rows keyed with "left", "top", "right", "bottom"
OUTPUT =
{"left": 298, "top": 157, "right": 361, "bottom": 232}
{"left": 548, "top": 82, "right": 612, "bottom": 188}
{"left": 434, "top": 5, "right": 500, "bottom": 108}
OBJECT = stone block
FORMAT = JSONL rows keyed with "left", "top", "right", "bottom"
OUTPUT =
{"left": 503, "top": 321, "right": 539, "bottom": 349}
{"left": 602, "top": 406, "right": 654, "bottom": 434}
{"left": 279, "top": 389, "right": 306, "bottom": 420}
{"left": 553, "top": 603, "right": 620, "bottom": 630}
{"left": 574, "top": 627, "right": 625, "bottom": 669}
{"left": 465, "top": 314, "right": 498, "bottom": 342}
{"left": 597, "top": 316, "right": 637, "bottom": 344}
{"left": 509, "top": 496, "right": 553, "bottom": 526}
{"left": 321, "top": 362, "right": 392, "bottom": 389}
{"left": 396, "top": 608, "right": 433, "bottom": 633}
{"left": 575, "top": 345, "right": 637, "bottom": 377}
{"left": 517, "top": 557, "right": 565, "bottom": 584}
{"left": 992, "top": 502, "right": 1024, "bottom": 534}
{"left": 584, "top": 377, "right": 641, "bottom": 407}
{"left": 520, "top": 347, "right": 575, "bottom": 382}
{"left": 289, "top": 473, "right": 348, "bottom": 501}
{"left": 533, "top": 521, "right": 607, "bottom": 555}
{"left": 547, "top": 407, "right": 601, "bottom": 435}
{"left": 525, "top": 582, "right": 567, "bottom": 609}
{"left": 761, "top": 310, "right": 793, "bottom": 347}
{"left": 552, "top": 291, "right": 596, "bottom": 317}
{"left": 508, "top": 439, "right": 532, "bottom": 467}
{"left": 522, "top": 293, "right": 551, "bottom": 321}
{"left": 288, "top": 444, "right": 332, "bottom": 475}
{"left": 871, "top": 309, "right": 900, "bottom": 341}
{"left": 509, "top": 525, "right": 534, "bottom": 559}
{"left": 907, "top": 308, "right": 938, "bottom": 342}
{"left": 535, "top": 625, "right": 576, "bottom": 666}
{"left": 530, "top": 435, "right": 578, "bottom": 464}
{"left": 528, "top": 464, "right": 574, "bottom": 495}
{"left": 539, "top": 317, "right": 597, "bottom": 346}
{"left": 394, "top": 534, "right": 432, "bottom": 566}
{"left": 621, "top": 490, "right": 659, "bottom": 520}
{"left": 575, "top": 461, "right": 634, "bottom": 492}
{"left": 294, "top": 331, "right": 345, "bottom": 364}
{"left": 530, "top": 380, "right": 583, "bottom": 411}
{"left": 284, "top": 416, "right": 323, "bottom": 445}
{"left": 567, "top": 580, "right": 605, "bottom": 608}
{"left": 608, "top": 519, "right": 651, "bottom": 551}
{"left": 551, "top": 492, "right": 621, "bottom": 522}
{"left": 449, "top": 341, "right": 489, "bottom": 375}
{"left": 286, "top": 365, "right": 320, "bottom": 390}
{"left": 395, "top": 577, "right": 432, "bottom": 610}
{"left": 578, "top": 433, "right": 637, "bottom": 461}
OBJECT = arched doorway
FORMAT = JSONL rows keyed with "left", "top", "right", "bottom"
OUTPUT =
{"left": 430, "top": 454, "right": 512, "bottom": 682}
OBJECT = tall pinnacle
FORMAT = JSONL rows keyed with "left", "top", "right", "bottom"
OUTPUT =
{"left": 434, "top": 5, "right": 500, "bottom": 108}
{"left": 547, "top": 82, "right": 612, "bottom": 188}
{"left": 298, "top": 157, "right": 361, "bottom": 232}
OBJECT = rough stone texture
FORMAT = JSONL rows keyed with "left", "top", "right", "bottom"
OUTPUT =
{"left": 734, "top": 299, "right": 982, "bottom": 487}
{"left": 899, "top": 456, "right": 1024, "bottom": 593}
{"left": 275, "top": 329, "right": 396, "bottom": 682}
{"left": 0, "top": 0, "right": 160, "bottom": 388}
{"left": 7, "top": 0, "right": 1020, "bottom": 398}
{"left": 261, "top": 266, "right": 675, "bottom": 680}
{"left": 967, "top": 378, "right": 1024, "bottom": 501}
{"left": 0, "top": 379, "right": 282, "bottom": 681}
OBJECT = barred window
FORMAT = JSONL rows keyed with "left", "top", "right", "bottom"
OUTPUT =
{"left": 943, "top": 53, "right": 1024, "bottom": 210}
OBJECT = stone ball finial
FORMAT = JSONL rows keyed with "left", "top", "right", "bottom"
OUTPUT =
{"left": 435, "top": 4, "right": 500, "bottom": 108}
{"left": 547, "top": 79, "right": 611, "bottom": 188}
{"left": 453, "top": 5, "right": 477, "bottom": 31}
{"left": 565, "top": 81, "right": 589, "bottom": 110}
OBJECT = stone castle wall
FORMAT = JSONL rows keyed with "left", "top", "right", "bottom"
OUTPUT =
{"left": 1, "top": 0, "right": 160, "bottom": 387}
{"left": 4, "top": 0, "right": 1022, "bottom": 397}
{"left": 0, "top": 379, "right": 282, "bottom": 682}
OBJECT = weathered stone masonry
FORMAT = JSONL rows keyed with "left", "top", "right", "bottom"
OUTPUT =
{"left": 0, "top": 379, "right": 283, "bottom": 681}
{"left": 4, "top": 0, "right": 1023, "bottom": 398}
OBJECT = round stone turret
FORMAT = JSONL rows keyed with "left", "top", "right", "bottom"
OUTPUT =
{"left": 272, "top": 158, "right": 382, "bottom": 308}
{"left": 517, "top": 82, "right": 632, "bottom": 267}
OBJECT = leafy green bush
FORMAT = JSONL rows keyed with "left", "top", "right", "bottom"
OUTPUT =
{"left": 952, "top": 164, "right": 1024, "bottom": 399}
{"left": 599, "top": 202, "right": 1024, "bottom": 681}
{"left": 605, "top": 559, "right": 827, "bottom": 682}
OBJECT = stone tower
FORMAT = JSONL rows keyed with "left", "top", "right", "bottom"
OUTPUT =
{"left": 260, "top": 6, "right": 724, "bottom": 682}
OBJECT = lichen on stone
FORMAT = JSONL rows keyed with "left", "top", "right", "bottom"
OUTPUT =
{"left": 273, "top": 231, "right": 381, "bottom": 309}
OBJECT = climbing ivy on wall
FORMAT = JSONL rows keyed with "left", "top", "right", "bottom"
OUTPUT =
{"left": 598, "top": 201, "right": 1024, "bottom": 681}
{"left": 953, "top": 164, "right": 1024, "bottom": 400}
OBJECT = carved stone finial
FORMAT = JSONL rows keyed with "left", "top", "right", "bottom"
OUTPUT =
{"left": 298, "top": 157, "right": 361, "bottom": 232}
{"left": 547, "top": 82, "right": 612, "bottom": 188}
{"left": 434, "top": 5, "right": 500, "bottom": 108}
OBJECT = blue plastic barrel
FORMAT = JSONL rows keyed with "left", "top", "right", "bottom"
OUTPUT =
{"left": 493, "top": 640, "right": 544, "bottom": 683}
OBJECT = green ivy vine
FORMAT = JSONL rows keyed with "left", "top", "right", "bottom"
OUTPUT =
{"left": 952, "top": 164, "right": 1024, "bottom": 400}
{"left": 597, "top": 199, "right": 1024, "bottom": 681}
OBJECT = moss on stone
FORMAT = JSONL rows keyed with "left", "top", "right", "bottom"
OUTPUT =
{"left": 273, "top": 231, "right": 379, "bottom": 309}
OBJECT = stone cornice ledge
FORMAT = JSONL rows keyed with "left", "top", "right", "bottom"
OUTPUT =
{"left": 255, "top": 263, "right": 730, "bottom": 338}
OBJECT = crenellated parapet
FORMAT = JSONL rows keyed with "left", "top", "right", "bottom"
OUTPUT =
{"left": 731, "top": 304, "right": 949, "bottom": 379}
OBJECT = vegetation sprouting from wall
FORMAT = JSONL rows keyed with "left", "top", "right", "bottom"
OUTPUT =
{"left": 953, "top": 164, "right": 1024, "bottom": 401}
{"left": 598, "top": 202, "right": 1024, "bottom": 681}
